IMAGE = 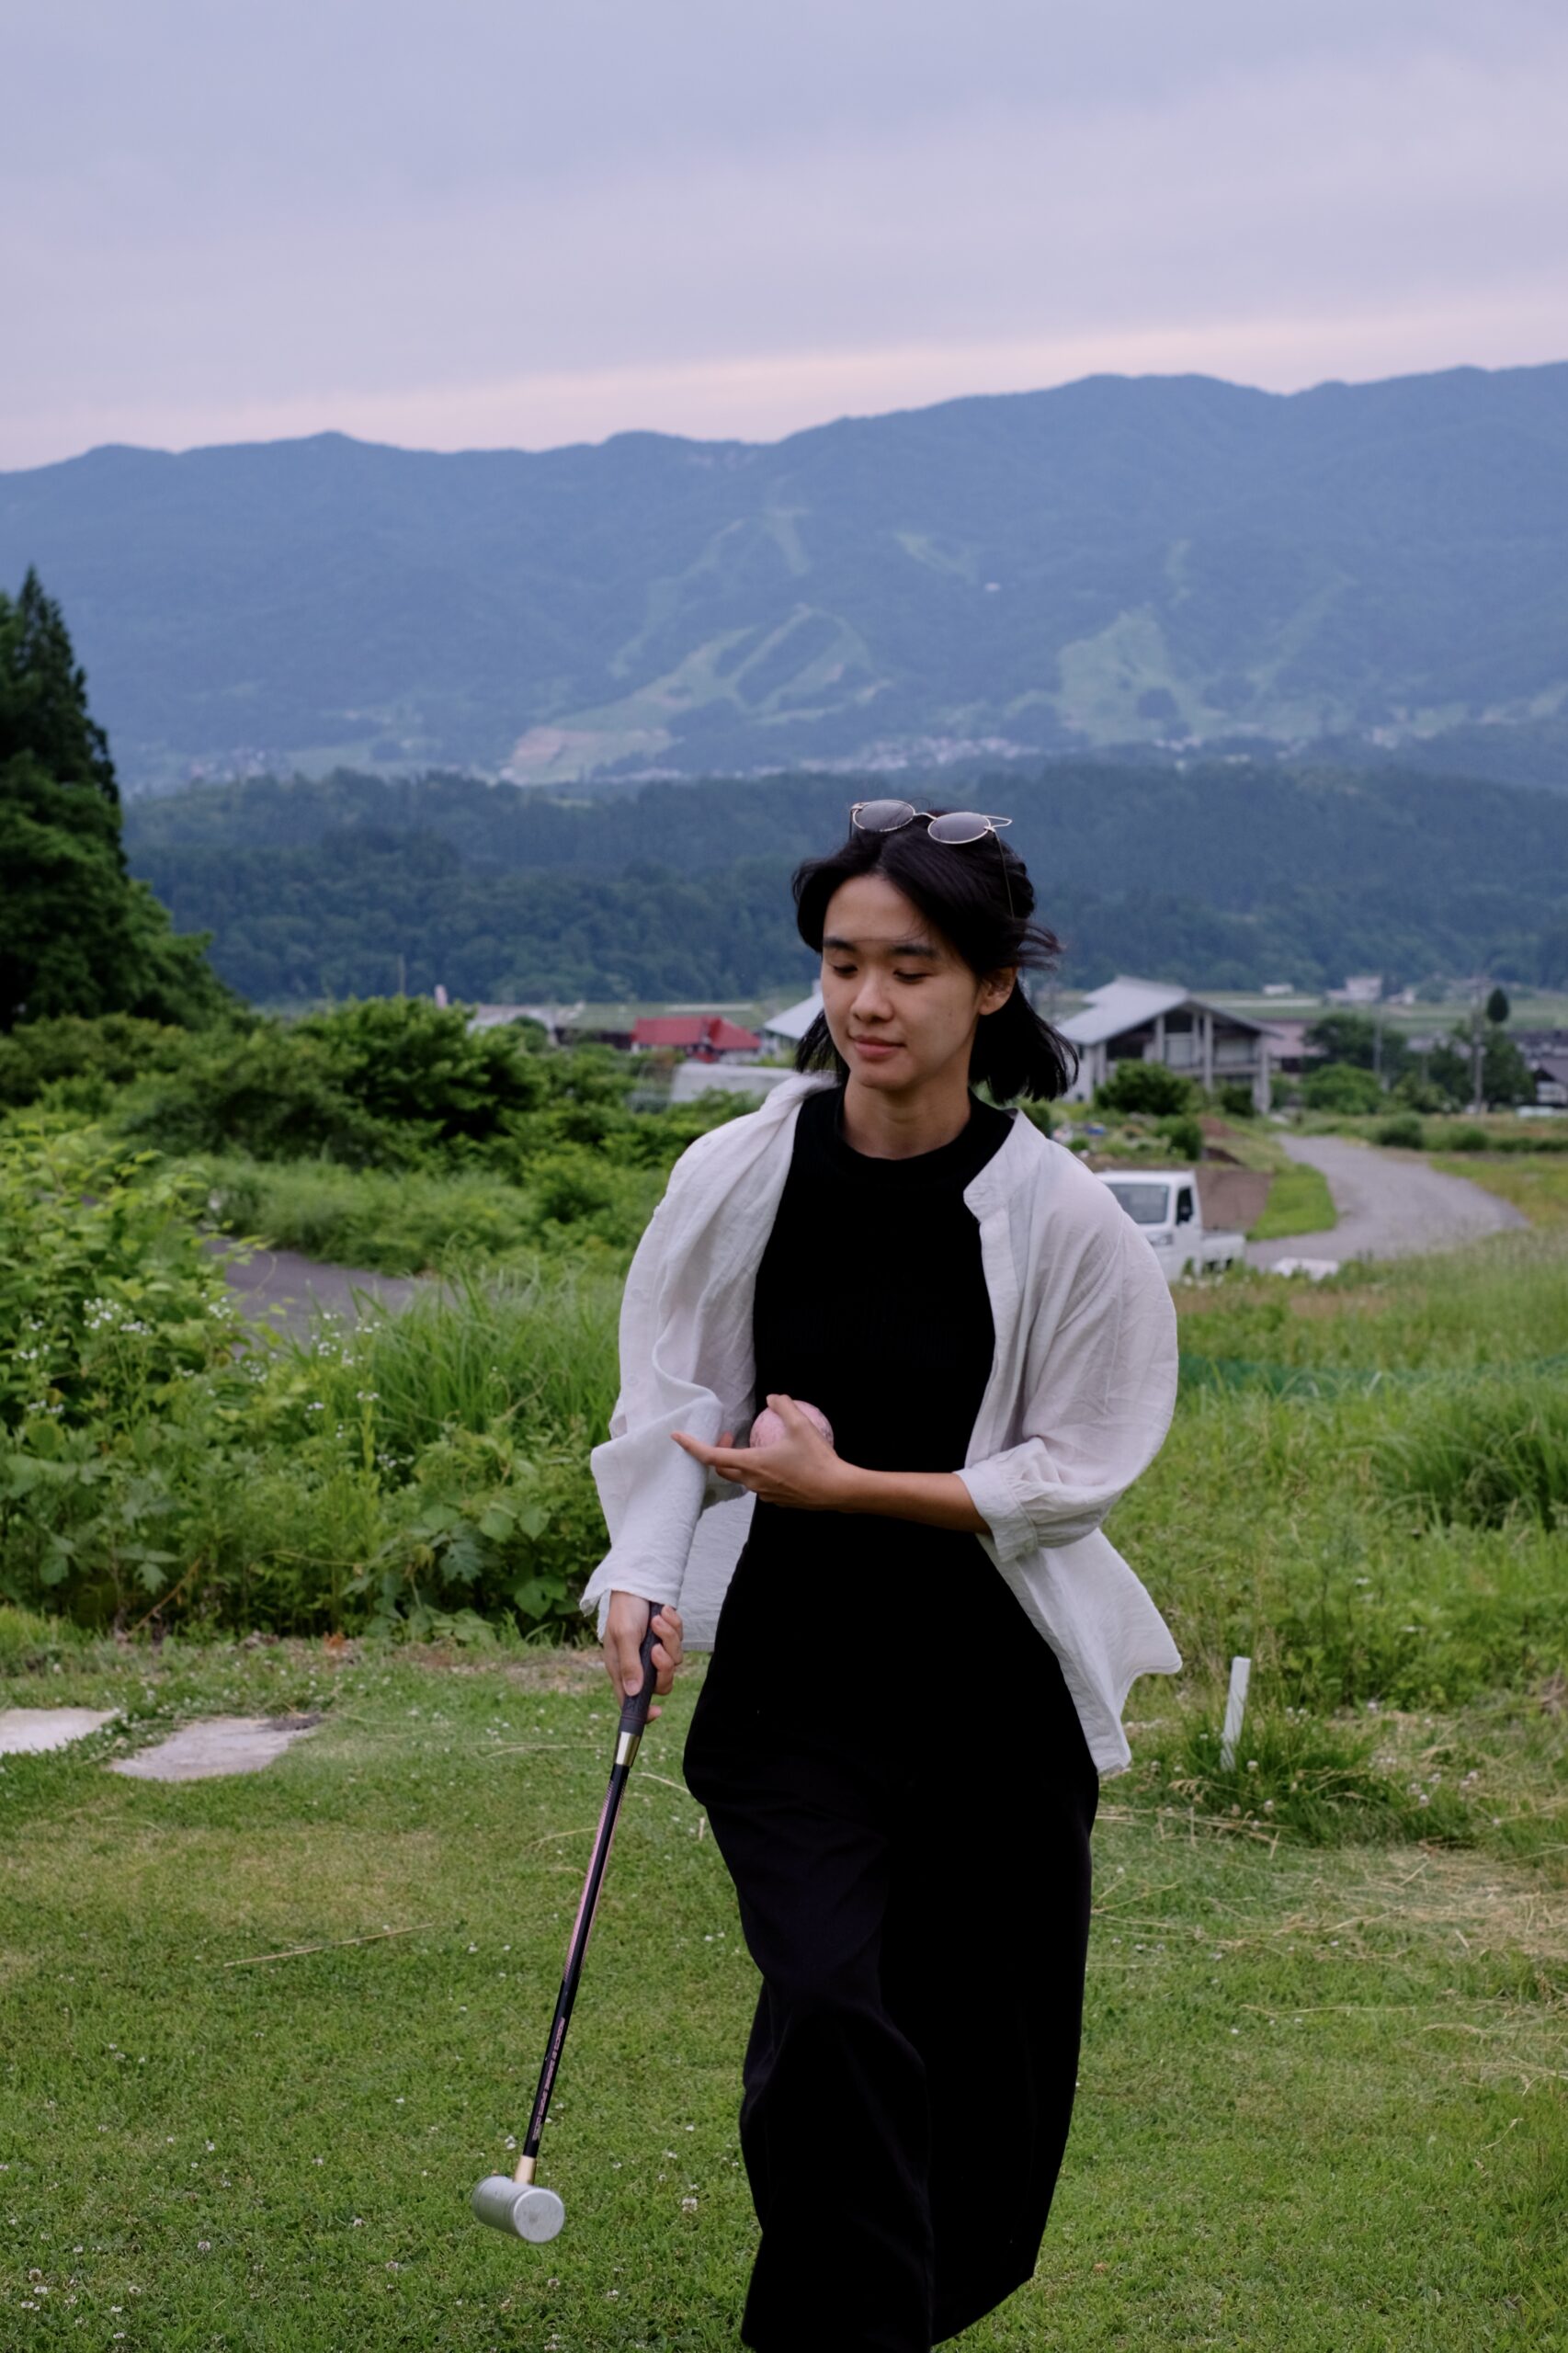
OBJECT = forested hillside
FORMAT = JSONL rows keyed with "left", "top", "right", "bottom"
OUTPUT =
{"left": 6, "top": 363, "right": 1568, "bottom": 789}
{"left": 125, "top": 760, "right": 1568, "bottom": 1002}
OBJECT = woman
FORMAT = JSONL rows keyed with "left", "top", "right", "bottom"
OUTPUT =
{"left": 583, "top": 801, "right": 1179, "bottom": 2351}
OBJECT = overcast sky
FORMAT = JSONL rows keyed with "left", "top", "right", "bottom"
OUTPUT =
{"left": 5, "top": 0, "right": 1566, "bottom": 468}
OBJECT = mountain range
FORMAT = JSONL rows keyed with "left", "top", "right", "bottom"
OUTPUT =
{"left": 4, "top": 363, "right": 1568, "bottom": 792}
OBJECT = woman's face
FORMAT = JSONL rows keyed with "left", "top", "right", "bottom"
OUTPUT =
{"left": 819, "top": 872, "right": 1014, "bottom": 1097}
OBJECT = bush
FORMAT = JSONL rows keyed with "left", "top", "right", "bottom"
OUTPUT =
{"left": 0, "top": 1123, "right": 256, "bottom": 1620}
{"left": 121, "top": 1021, "right": 403, "bottom": 1165}
{"left": 1436, "top": 1123, "right": 1489, "bottom": 1153}
{"left": 1390, "top": 1071, "right": 1452, "bottom": 1114}
{"left": 118, "top": 998, "right": 749, "bottom": 1190}
{"left": 1217, "top": 1082, "right": 1256, "bottom": 1119}
{"left": 1375, "top": 1112, "right": 1425, "bottom": 1149}
{"left": 0, "top": 1124, "right": 239, "bottom": 1443}
{"left": 1300, "top": 1062, "right": 1384, "bottom": 1115}
{"left": 1095, "top": 1060, "right": 1197, "bottom": 1117}
{"left": 0, "top": 1013, "right": 200, "bottom": 1111}
{"left": 0, "top": 1134, "right": 622, "bottom": 1634}
{"left": 1156, "top": 1112, "right": 1204, "bottom": 1163}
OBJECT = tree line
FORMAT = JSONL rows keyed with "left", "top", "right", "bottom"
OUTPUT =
{"left": 126, "top": 757, "right": 1568, "bottom": 1006}
{"left": 7, "top": 572, "right": 1568, "bottom": 1021}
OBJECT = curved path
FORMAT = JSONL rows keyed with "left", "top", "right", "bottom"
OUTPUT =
{"left": 215, "top": 1243, "right": 423, "bottom": 1333}
{"left": 1245, "top": 1135, "right": 1528, "bottom": 1270}
{"left": 215, "top": 1134, "right": 1528, "bottom": 1319}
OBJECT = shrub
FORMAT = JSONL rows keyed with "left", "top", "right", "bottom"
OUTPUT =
{"left": 0, "top": 1013, "right": 199, "bottom": 1110}
{"left": 0, "top": 1133, "right": 622, "bottom": 1638}
{"left": 1390, "top": 1072, "right": 1452, "bottom": 1114}
{"left": 121, "top": 1022, "right": 402, "bottom": 1165}
{"left": 1156, "top": 1112, "right": 1204, "bottom": 1163}
{"left": 1095, "top": 1060, "right": 1197, "bottom": 1117}
{"left": 1376, "top": 1112, "right": 1425, "bottom": 1149}
{"left": 1217, "top": 1082, "right": 1256, "bottom": 1119}
{"left": 295, "top": 995, "right": 555, "bottom": 1149}
{"left": 0, "top": 1124, "right": 239, "bottom": 1443}
{"left": 1300, "top": 1062, "right": 1384, "bottom": 1114}
{"left": 1436, "top": 1122, "right": 1489, "bottom": 1153}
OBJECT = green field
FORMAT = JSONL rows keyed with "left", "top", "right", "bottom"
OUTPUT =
{"left": 3, "top": 1017, "right": 1567, "bottom": 2346}
{"left": 1, "top": 1626, "right": 1563, "bottom": 2352}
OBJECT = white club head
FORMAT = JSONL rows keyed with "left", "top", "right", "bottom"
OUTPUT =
{"left": 471, "top": 2173, "right": 567, "bottom": 2242}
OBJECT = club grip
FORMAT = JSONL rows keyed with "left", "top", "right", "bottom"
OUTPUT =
{"left": 617, "top": 1604, "right": 663, "bottom": 1739}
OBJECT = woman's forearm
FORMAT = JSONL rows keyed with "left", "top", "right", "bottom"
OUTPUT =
{"left": 836, "top": 1465, "right": 991, "bottom": 1533}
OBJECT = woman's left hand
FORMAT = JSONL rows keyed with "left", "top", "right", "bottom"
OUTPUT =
{"left": 673, "top": 1392, "right": 858, "bottom": 1512}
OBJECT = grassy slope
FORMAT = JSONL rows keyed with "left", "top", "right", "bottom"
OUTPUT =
{"left": 1244, "top": 1158, "right": 1336, "bottom": 1240}
{"left": 1195, "top": 1124, "right": 1338, "bottom": 1242}
{"left": 1436, "top": 1155, "right": 1568, "bottom": 1229}
{"left": 1, "top": 1643, "right": 1563, "bottom": 2352}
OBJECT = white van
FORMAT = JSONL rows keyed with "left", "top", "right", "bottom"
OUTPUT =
{"left": 1096, "top": 1168, "right": 1245, "bottom": 1281}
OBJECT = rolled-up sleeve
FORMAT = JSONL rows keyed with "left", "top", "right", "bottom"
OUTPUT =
{"left": 957, "top": 1212, "right": 1177, "bottom": 1566}
{"left": 577, "top": 1125, "right": 762, "bottom": 1631}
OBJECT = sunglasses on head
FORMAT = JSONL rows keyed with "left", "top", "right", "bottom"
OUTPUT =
{"left": 850, "top": 799, "right": 1013, "bottom": 846}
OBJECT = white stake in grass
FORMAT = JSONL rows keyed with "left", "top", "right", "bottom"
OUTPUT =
{"left": 1219, "top": 1655, "right": 1251, "bottom": 1772}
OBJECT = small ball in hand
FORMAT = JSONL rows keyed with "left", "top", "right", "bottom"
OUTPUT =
{"left": 749, "top": 1399, "right": 834, "bottom": 1450}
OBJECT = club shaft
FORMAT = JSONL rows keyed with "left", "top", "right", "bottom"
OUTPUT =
{"left": 520, "top": 1755, "right": 634, "bottom": 2160}
{"left": 512, "top": 1606, "right": 665, "bottom": 2175}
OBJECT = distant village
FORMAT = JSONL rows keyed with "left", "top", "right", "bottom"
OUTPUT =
{"left": 443, "top": 975, "right": 1568, "bottom": 1116}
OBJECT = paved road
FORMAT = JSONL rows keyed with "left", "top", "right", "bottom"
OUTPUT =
{"left": 1245, "top": 1135, "right": 1528, "bottom": 1270}
{"left": 215, "top": 1243, "right": 423, "bottom": 1334}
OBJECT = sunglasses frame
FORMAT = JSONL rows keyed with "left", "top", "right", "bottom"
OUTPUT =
{"left": 849, "top": 799, "right": 1014, "bottom": 846}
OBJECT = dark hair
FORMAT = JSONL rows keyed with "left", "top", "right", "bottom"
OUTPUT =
{"left": 790, "top": 813, "right": 1078, "bottom": 1102}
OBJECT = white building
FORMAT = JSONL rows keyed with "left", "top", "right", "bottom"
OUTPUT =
{"left": 760, "top": 987, "right": 824, "bottom": 1049}
{"left": 1059, "top": 977, "right": 1275, "bottom": 1111}
{"left": 454, "top": 998, "right": 584, "bottom": 1040}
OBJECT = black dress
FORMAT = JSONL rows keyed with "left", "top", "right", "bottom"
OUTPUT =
{"left": 684, "top": 1085, "right": 1098, "bottom": 2353}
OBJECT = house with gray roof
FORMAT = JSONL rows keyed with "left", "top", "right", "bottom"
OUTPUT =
{"left": 1059, "top": 977, "right": 1276, "bottom": 1110}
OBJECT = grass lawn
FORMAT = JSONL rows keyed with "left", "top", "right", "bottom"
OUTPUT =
{"left": 1436, "top": 1155, "right": 1568, "bottom": 1230}
{"left": 1244, "top": 1157, "right": 1336, "bottom": 1241}
{"left": 3, "top": 1637, "right": 1564, "bottom": 2351}
{"left": 1198, "top": 1123, "right": 1337, "bottom": 1241}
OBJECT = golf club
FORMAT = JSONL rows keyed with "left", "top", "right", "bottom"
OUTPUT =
{"left": 472, "top": 1602, "right": 664, "bottom": 2243}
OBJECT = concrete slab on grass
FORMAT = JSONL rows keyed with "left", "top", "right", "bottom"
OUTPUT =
{"left": 0, "top": 1707, "right": 118, "bottom": 1755}
{"left": 109, "top": 1714, "right": 323, "bottom": 1782}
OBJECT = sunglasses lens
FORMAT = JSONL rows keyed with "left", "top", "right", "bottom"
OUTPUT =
{"left": 853, "top": 799, "right": 916, "bottom": 832}
{"left": 926, "top": 812, "right": 991, "bottom": 843}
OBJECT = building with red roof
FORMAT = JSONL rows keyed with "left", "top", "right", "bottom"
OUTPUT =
{"left": 631, "top": 1014, "right": 761, "bottom": 1060}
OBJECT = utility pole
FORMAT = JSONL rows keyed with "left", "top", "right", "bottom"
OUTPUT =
{"left": 1470, "top": 977, "right": 1484, "bottom": 1114}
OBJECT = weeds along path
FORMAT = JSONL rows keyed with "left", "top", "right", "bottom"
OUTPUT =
{"left": 1247, "top": 1136, "right": 1528, "bottom": 1270}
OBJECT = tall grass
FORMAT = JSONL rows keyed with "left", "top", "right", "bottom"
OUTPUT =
{"left": 297, "top": 1261, "right": 622, "bottom": 1454}
{"left": 1113, "top": 1381, "right": 1568, "bottom": 1707}
{"left": 1373, "top": 1374, "right": 1568, "bottom": 1529}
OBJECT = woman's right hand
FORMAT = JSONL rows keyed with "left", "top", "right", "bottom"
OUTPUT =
{"left": 602, "top": 1589, "right": 686, "bottom": 1719}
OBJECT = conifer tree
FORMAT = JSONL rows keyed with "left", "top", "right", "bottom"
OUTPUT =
{"left": 0, "top": 569, "right": 120, "bottom": 816}
{"left": 0, "top": 572, "right": 233, "bottom": 1029}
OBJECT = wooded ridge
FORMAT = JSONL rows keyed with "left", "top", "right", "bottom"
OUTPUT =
{"left": 6, "top": 363, "right": 1568, "bottom": 790}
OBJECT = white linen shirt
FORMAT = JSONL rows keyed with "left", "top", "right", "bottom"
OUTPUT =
{"left": 582, "top": 1073, "right": 1181, "bottom": 1776}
